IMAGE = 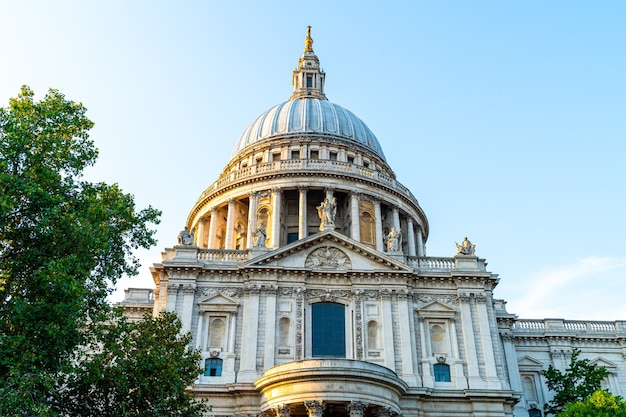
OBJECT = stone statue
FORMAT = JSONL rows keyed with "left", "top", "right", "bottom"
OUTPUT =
{"left": 254, "top": 222, "right": 267, "bottom": 247}
{"left": 455, "top": 236, "right": 476, "bottom": 256}
{"left": 386, "top": 227, "right": 402, "bottom": 252}
{"left": 177, "top": 226, "right": 194, "bottom": 246}
{"left": 316, "top": 197, "right": 337, "bottom": 230}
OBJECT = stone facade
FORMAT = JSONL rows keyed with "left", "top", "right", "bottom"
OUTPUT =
{"left": 121, "top": 29, "right": 626, "bottom": 417}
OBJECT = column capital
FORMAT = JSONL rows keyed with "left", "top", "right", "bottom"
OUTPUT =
{"left": 273, "top": 404, "right": 291, "bottom": 417}
{"left": 298, "top": 186, "right": 308, "bottom": 192}
{"left": 304, "top": 400, "right": 326, "bottom": 414}
{"left": 346, "top": 401, "right": 368, "bottom": 414}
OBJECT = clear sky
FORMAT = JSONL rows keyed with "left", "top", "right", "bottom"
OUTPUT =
{"left": 2, "top": 1, "right": 625, "bottom": 320}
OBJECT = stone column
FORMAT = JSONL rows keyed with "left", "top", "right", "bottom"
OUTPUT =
{"left": 350, "top": 192, "right": 360, "bottom": 241}
{"left": 304, "top": 400, "right": 325, "bottom": 417}
{"left": 380, "top": 290, "right": 395, "bottom": 369}
{"left": 450, "top": 320, "right": 468, "bottom": 388}
{"left": 195, "top": 218, "right": 206, "bottom": 248}
{"left": 271, "top": 188, "right": 282, "bottom": 249}
{"left": 419, "top": 317, "right": 434, "bottom": 387}
{"left": 181, "top": 284, "right": 196, "bottom": 333}
{"left": 406, "top": 218, "right": 416, "bottom": 257}
{"left": 475, "top": 293, "right": 502, "bottom": 389}
{"left": 195, "top": 312, "right": 204, "bottom": 350}
{"left": 264, "top": 286, "right": 277, "bottom": 369}
{"left": 416, "top": 226, "right": 425, "bottom": 257}
{"left": 459, "top": 293, "right": 484, "bottom": 388}
{"left": 392, "top": 206, "right": 400, "bottom": 230}
{"left": 373, "top": 200, "right": 384, "bottom": 252}
{"left": 225, "top": 198, "right": 236, "bottom": 249}
{"left": 238, "top": 285, "right": 260, "bottom": 382}
{"left": 346, "top": 401, "right": 368, "bottom": 417}
{"left": 207, "top": 207, "right": 218, "bottom": 249}
{"left": 298, "top": 187, "right": 308, "bottom": 239}
{"left": 165, "top": 284, "right": 178, "bottom": 312}
{"left": 397, "top": 291, "right": 417, "bottom": 385}
{"left": 247, "top": 192, "right": 258, "bottom": 249}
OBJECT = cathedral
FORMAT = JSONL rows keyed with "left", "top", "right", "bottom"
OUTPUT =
{"left": 119, "top": 28, "right": 626, "bottom": 417}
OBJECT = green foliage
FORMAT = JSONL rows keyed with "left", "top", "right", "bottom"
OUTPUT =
{"left": 0, "top": 86, "right": 162, "bottom": 415}
{"left": 542, "top": 349, "right": 609, "bottom": 415}
{"left": 61, "top": 311, "right": 208, "bottom": 417}
{"left": 557, "top": 390, "right": 626, "bottom": 417}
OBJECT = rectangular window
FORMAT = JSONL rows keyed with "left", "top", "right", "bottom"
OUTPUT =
{"left": 306, "top": 76, "right": 313, "bottom": 87}
{"left": 273, "top": 153, "right": 281, "bottom": 162}
{"left": 347, "top": 156, "right": 354, "bottom": 164}
{"left": 291, "top": 150, "right": 300, "bottom": 159}
{"left": 204, "top": 358, "right": 223, "bottom": 377}
{"left": 329, "top": 152, "right": 337, "bottom": 161}
{"left": 287, "top": 233, "right": 298, "bottom": 244}
{"left": 312, "top": 302, "right": 345, "bottom": 357}
{"left": 310, "top": 150, "right": 319, "bottom": 159}
{"left": 434, "top": 363, "right": 451, "bottom": 382}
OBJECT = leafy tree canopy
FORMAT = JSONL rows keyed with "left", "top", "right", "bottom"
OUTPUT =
{"left": 542, "top": 348, "right": 609, "bottom": 415}
{"left": 557, "top": 390, "right": 626, "bottom": 417}
{"left": 62, "top": 311, "right": 208, "bottom": 417}
{"left": 0, "top": 86, "right": 171, "bottom": 415}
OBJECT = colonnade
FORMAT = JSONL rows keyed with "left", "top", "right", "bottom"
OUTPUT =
{"left": 194, "top": 187, "right": 425, "bottom": 257}
{"left": 266, "top": 401, "right": 399, "bottom": 417}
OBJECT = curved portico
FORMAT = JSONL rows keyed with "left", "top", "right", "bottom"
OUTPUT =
{"left": 255, "top": 359, "right": 406, "bottom": 417}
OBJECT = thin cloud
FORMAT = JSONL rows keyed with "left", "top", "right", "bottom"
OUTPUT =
{"left": 506, "top": 257, "right": 626, "bottom": 321}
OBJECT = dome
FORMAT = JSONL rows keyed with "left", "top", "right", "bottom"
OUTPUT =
{"left": 231, "top": 98, "right": 386, "bottom": 161}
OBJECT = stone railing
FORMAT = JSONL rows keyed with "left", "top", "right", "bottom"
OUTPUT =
{"left": 408, "top": 257, "right": 455, "bottom": 270}
{"left": 513, "top": 319, "right": 626, "bottom": 336}
{"left": 196, "top": 159, "right": 419, "bottom": 205}
{"left": 197, "top": 249, "right": 249, "bottom": 263}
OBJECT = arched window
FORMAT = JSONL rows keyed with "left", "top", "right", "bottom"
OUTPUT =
{"left": 522, "top": 375, "right": 538, "bottom": 402}
{"left": 367, "top": 321, "right": 379, "bottom": 349}
{"left": 208, "top": 318, "right": 225, "bottom": 348}
{"left": 430, "top": 324, "right": 446, "bottom": 355}
{"left": 312, "top": 302, "right": 345, "bottom": 357}
{"left": 279, "top": 317, "right": 290, "bottom": 346}
{"left": 204, "top": 358, "right": 223, "bottom": 377}
{"left": 433, "top": 363, "right": 451, "bottom": 382}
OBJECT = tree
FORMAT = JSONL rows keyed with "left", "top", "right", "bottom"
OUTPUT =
{"left": 0, "top": 86, "right": 160, "bottom": 415}
{"left": 61, "top": 311, "right": 208, "bottom": 417}
{"left": 542, "top": 348, "right": 609, "bottom": 415}
{"left": 557, "top": 390, "right": 626, "bottom": 417}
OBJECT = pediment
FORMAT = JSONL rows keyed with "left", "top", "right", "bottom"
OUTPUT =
{"left": 517, "top": 355, "right": 544, "bottom": 370}
{"left": 416, "top": 300, "right": 457, "bottom": 319}
{"left": 590, "top": 357, "right": 617, "bottom": 369}
{"left": 198, "top": 293, "right": 239, "bottom": 313}
{"left": 245, "top": 231, "right": 413, "bottom": 272}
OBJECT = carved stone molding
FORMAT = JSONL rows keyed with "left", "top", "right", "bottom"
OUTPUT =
{"left": 201, "top": 287, "right": 243, "bottom": 298}
{"left": 355, "top": 297, "right": 364, "bottom": 360}
{"left": 305, "top": 246, "right": 351, "bottom": 270}
{"left": 374, "top": 406, "right": 399, "bottom": 417}
{"left": 306, "top": 289, "right": 352, "bottom": 301}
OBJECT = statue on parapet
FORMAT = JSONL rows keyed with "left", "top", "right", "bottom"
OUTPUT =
{"left": 386, "top": 227, "right": 402, "bottom": 252}
{"left": 455, "top": 237, "right": 475, "bottom": 256}
{"left": 254, "top": 222, "right": 267, "bottom": 247}
{"left": 177, "top": 226, "right": 195, "bottom": 246}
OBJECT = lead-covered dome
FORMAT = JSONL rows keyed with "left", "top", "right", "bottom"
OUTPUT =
{"left": 231, "top": 98, "right": 386, "bottom": 161}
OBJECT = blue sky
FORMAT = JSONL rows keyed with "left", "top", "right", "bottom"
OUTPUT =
{"left": 2, "top": 1, "right": 625, "bottom": 320}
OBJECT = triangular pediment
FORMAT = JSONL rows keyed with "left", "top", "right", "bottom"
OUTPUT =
{"left": 417, "top": 300, "right": 457, "bottom": 312}
{"left": 198, "top": 293, "right": 239, "bottom": 307}
{"left": 245, "top": 231, "right": 413, "bottom": 272}
{"left": 416, "top": 300, "right": 457, "bottom": 318}
{"left": 590, "top": 357, "right": 617, "bottom": 369}
{"left": 518, "top": 355, "right": 544, "bottom": 369}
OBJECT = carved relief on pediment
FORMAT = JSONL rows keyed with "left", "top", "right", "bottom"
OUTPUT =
{"left": 305, "top": 246, "right": 352, "bottom": 270}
